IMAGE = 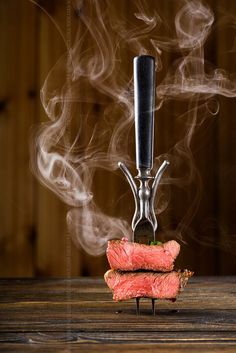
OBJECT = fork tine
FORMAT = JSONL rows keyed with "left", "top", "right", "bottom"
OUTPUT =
{"left": 136, "top": 298, "right": 140, "bottom": 315}
{"left": 152, "top": 298, "right": 156, "bottom": 315}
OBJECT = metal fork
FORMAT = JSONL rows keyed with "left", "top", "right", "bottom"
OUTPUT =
{"left": 118, "top": 55, "right": 169, "bottom": 315}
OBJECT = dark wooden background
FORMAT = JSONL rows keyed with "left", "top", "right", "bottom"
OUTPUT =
{"left": 0, "top": 0, "right": 236, "bottom": 277}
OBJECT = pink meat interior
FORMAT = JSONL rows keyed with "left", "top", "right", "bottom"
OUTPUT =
{"left": 106, "top": 238, "right": 180, "bottom": 272}
{"left": 104, "top": 270, "right": 187, "bottom": 301}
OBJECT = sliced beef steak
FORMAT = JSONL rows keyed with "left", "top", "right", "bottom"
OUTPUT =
{"left": 104, "top": 269, "right": 193, "bottom": 301}
{"left": 106, "top": 238, "right": 180, "bottom": 272}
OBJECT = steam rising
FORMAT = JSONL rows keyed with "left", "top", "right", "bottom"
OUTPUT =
{"left": 31, "top": 0, "right": 236, "bottom": 255}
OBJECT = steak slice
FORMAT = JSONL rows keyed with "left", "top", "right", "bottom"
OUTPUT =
{"left": 106, "top": 238, "right": 180, "bottom": 272}
{"left": 104, "top": 269, "right": 193, "bottom": 301}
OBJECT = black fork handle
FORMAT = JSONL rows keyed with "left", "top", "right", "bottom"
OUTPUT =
{"left": 134, "top": 55, "right": 155, "bottom": 171}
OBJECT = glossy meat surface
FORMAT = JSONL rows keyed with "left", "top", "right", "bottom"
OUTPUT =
{"left": 104, "top": 269, "right": 193, "bottom": 301}
{"left": 106, "top": 238, "right": 180, "bottom": 272}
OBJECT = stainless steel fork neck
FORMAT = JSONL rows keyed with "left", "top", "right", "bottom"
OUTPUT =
{"left": 135, "top": 171, "right": 152, "bottom": 223}
{"left": 135, "top": 168, "right": 153, "bottom": 180}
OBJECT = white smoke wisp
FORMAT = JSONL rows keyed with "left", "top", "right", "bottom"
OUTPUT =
{"left": 31, "top": 0, "right": 236, "bottom": 255}
{"left": 67, "top": 205, "right": 130, "bottom": 256}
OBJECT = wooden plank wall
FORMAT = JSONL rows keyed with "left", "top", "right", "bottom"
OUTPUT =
{"left": 0, "top": 0, "right": 37, "bottom": 276}
{"left": 216, "top": 0, "right": 236, "bottom": 274}
{"left": 0, "top": 0, "right": 235, "bottom": 276}
{"left": 35, "top": 0, "right": 80, "bottom": 277}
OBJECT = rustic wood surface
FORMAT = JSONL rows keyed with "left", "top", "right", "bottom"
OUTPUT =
{"left": 0, "top": 277, "right": 236, "bottom": 352}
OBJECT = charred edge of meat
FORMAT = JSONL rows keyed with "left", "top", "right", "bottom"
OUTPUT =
{"left": 179, "top": 269, "right": 194, "bottom": 290}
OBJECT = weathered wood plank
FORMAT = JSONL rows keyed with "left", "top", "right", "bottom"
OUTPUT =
{"left": 0, "top": 278, "right": 235, "bottom": 333}
{"left": 0, "top": 310, "right": 235, "bottom": 332}
{"left": 1, "top": 307, "right": 235, "bottom": 332}
{"left": 1, "top": 331, "right": 236, "bottom": 344}
{"left": 0, "top": 277, "right": 235, "bottom": 351}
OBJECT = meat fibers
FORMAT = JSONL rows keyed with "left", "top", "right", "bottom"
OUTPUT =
{"left": 106, "top": 238, "right": 180, "bottom": 272}
{"left": 104, "top": 269, "right": 193, "bottom": 301}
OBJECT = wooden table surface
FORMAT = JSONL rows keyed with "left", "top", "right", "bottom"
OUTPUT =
{"left": 0, "top": 277, "right": 236, "bottom": 352}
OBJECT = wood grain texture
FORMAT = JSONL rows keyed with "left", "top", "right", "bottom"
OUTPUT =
{"left": 0, "top": 0, "right": 37, "bottom": 276}
{"left": 215, "top": 0, "right": 236, "bottom": 275}
{"left": 0, "top": 277, "right": 236, "bottom": 352}
{"left": 35, "top": 0, "right": 78, "bottom": 277}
